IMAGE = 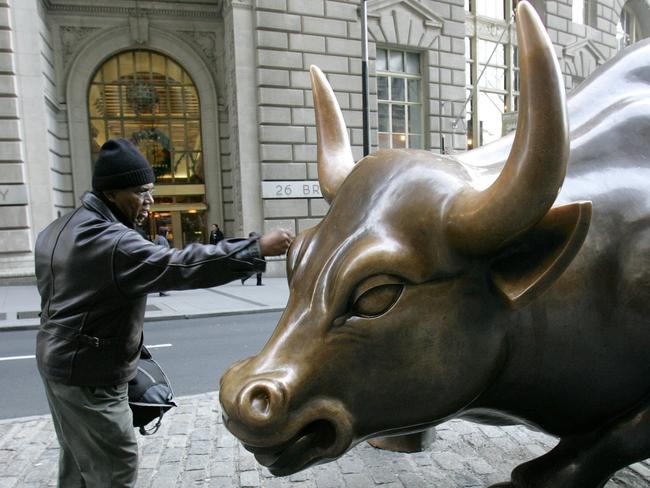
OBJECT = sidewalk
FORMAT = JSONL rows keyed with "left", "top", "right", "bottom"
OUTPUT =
{"left": 0, "top": 281, "right": 648, "bottom": 487}
{"left": 0, "top": 277, "right": 291, "bottom": 331}
{"left": 0, "top": 392, "right": 648, "bottom": 488}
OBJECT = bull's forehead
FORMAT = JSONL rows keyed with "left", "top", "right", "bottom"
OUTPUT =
{"left": 290, "top": 150, "right": 469, "bottom": 308}
{"left": 329, "top": 150, "right": 468, "bottom": 230}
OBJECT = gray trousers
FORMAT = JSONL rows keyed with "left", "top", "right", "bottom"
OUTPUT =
{"left": 41, "top": 376, "right": 138, "bottom": 488}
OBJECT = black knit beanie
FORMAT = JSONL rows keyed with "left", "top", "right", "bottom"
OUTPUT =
{"left": 92, "top": 139, "right": 155, "bottom": 191}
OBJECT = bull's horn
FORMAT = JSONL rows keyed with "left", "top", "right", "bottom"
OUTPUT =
{"left": 310, "top": 65, "right": 355, "bottom": 203}
{"left": 447, "top": 0, "right": 569, "bottom": 254}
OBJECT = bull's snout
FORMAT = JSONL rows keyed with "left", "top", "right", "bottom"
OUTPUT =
{"left": 220, "top": 363, "right": 290, "bottom": 439}
{"left": 220, "top": 358, "right": 356, "bottom": 475}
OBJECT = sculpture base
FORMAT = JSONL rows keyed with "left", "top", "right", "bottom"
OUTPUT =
{"left": 368, "top": 428, "right": 436, "bottom": 453}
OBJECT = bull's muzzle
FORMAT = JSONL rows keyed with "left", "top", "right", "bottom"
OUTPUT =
{"left": 220, "top": 360, "right": 354, "bottom": 476}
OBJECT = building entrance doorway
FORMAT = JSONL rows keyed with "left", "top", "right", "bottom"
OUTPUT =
{"left": 144, "top": 209, "right": 206, "bottom": 248}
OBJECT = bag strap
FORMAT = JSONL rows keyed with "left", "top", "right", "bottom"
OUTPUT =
{"left": 140, "top": 344, "right": 152, "bottom": 360}
{"left": 139, "top": 408, "right": 164, "bottom": 436}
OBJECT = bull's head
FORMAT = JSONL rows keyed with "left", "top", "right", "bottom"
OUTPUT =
{"left": 220, "top": 1, "right": 591, "bottom": 476}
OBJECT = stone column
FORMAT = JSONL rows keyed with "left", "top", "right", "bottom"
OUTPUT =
{"left": 0, "top": 0, "right": 52, "bottom": 280}
{"left": 223, "top": 0, "right": 262, "bottom": 237}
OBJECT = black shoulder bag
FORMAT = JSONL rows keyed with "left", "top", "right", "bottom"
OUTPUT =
{"left": 128, "top": 346, "right": 176, "bottom": 435}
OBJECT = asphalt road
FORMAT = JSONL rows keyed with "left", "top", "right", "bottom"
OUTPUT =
{"left": 0, "top": 311, "right": 281, "bottom": 420}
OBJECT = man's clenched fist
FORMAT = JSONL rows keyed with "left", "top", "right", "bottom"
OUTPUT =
{"left": 259, "top": 229, "right": 294, "bottom": 257}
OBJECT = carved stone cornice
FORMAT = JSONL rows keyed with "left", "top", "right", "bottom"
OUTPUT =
{"left": 45, "top": 3, "right": 223, "bottom": 19}
{"left": 368, "top": 0, "right": 444, "bottom": 28}
{"left": 562, "top": 39, "right": 607, "bottom": 88}
{"left": 563, "top": 39, "right": 607, "bottom": 62}
{"left": 367, "top": 0, "right": 445, "bottom": 49}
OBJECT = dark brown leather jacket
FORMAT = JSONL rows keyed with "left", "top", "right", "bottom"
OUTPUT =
{"left": 35, "top": 192, "right": 265, "bottom": 386}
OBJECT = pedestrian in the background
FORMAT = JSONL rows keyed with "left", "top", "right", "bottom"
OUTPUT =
{"left": 154, "top": 227, "right": 170, "bottom": 248}
{"left": 34, "top": 138, "right": 293, "bottom": 488}
{"left": 241, "top": 232, "right": 263, "bottom": 286}
{"left": 209, "top": 223, "right": 224, "bottom": 245}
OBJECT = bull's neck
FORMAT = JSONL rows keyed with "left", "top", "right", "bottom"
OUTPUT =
{"left": 462, "top": 307, "right": 542, "bottom": 418}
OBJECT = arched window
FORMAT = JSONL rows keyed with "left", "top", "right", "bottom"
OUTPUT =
{"left": 88, "top": 50, "right": 202, "bottom": 183}
{"left": 88, "top": 50, "right": 207, "bottom": 247}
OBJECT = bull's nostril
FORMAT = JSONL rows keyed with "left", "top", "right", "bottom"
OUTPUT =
{"left": 251, "top": 390, "right": 271, "bottom": 416}
{"left": 237, "top": 379, "right": 287, "bottom": 427}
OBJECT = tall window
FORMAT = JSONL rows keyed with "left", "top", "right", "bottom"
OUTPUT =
{"left": 617, "top": 4, "right": 643, "bottom": 50}
{"left": 572, "top": 1, "right": 585, "bottom": 24}
{"left": 464, "top": 1, "right": 519, "bottom": 149}
{"left": 574, "top": 1, "right": 597, "bottom": 26}
{"left": 88, "top": 50, "right": 207, "bottom": 246}
{"left": 376, "top": 48, "right": 423, "bottom": 149}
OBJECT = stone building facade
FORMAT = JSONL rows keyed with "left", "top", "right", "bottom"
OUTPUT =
{"left": 0, "top": 0, "right": 648, "bottom": 281}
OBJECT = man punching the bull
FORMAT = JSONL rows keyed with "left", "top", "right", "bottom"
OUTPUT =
{"left": 34, "top": 138, "right": 293, "bottom": 487}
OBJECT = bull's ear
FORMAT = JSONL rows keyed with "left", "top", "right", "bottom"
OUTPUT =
{"left": 489, "top": 201, "right": 592, "bottom": 309}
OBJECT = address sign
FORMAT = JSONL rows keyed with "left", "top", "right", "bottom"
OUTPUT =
{"left": 262, "top": 181, "right": 322, "bottom": 199}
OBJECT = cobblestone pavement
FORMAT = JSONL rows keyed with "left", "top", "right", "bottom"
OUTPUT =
{"left": 1, "top": 392, "right": 648, "bottom": 488}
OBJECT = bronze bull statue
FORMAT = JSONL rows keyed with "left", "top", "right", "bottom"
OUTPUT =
{"left": 220, "top": 2, "right": 650, "bottom": 486}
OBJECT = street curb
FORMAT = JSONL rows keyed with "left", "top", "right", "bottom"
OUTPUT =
{"left": 0, "top": 413, "right": 49, "bottom": 425}
{"left": 0, "top": 307, "right": 286, "bottom": 333}
{"left": 142, "top": 307, "right": 285, "bottom": 322}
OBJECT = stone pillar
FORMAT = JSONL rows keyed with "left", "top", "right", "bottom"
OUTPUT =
{"left": 0, "top": 0, "right": 52, "bottom": 281}
{"left": 223, "top": 0, "right": 262, "bottom": 237}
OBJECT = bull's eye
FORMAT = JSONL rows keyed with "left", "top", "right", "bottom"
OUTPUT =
{"left": 350, "top": 275, "right": 404, "bottom": 318}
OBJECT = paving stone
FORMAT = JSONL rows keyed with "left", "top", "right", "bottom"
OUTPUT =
{"left": 190, "top": 428, "right": 212, "bottom": 441}
{"left": 180, "top": 469, "right": 209, "bottom": 487}
{"left": 186, "top": 454, "right": 209, "bottom": 471}
{"left": 343, "top": 473, "right": 375, "bottom": 488}
{"left": 189, "top": 440, "right": 212, "bottom": 455}
{"left": 140, "top": 452, "right": 161, "bottom": 470}
{"left": 288, "top": 470, "right": 311, "bottom": 482}
{"left": 239, "top": 469, "right": 260, "bottom": 487}
{"left": 238, "top": 449, "right": 258, "bottom": 471}
{"left": 215, "top": 446, "right": 236, "bottom": 461}
{"left": 209, "top": 460, "right": 236, "bottom": 478}
{"left": 159, "top": 447, "right": 185, "bottom": 464}
{"left": 465, "top": 456, "right": 496, "bottom": 476}
{"left": 432, "top": 450, "right": 467, "bottom": 472}
{"left": 312, "top": 463, "right": 345, "bottom": 488}
{"left": 0, "top": 477, "right": 19, "bottom": 488}
{"left": 370, "top": 466, "right": 399, "bottom": 484}
{"left": 207, "top": 477, "right": 235, "bottom": 488}
{"left": 398, "top": 472, "right": 429, "bottom": 488}
{"left": 148, "top": 462, "right": 182, "bottom": 487}
{"left": 336, "top": 453, "right": 365, "bottom": 474}
{"left": 1, "top": 392, "right": 647, "bottom": 487}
